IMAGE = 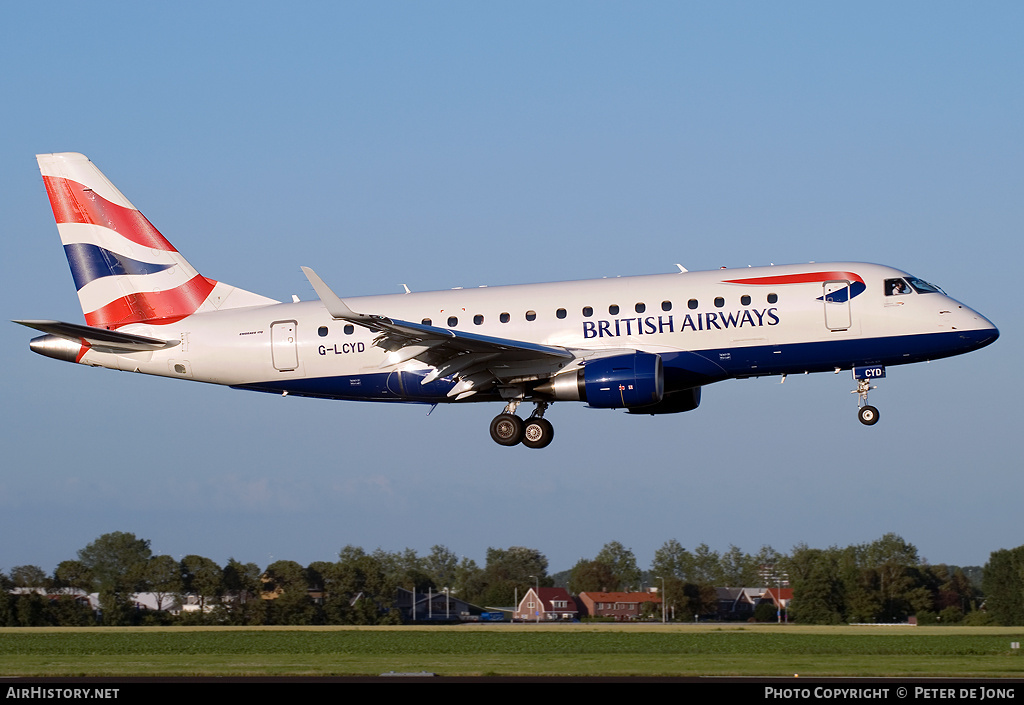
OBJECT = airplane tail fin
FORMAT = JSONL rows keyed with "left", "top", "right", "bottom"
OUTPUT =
{"left": 36, "top": 152, "right": 276, "bottom": 329}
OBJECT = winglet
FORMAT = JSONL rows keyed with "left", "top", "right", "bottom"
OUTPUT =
{"left": 300, "top": 267, "right": 374, "bottom": 321}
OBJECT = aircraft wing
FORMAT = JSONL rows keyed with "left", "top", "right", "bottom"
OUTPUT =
{"left": 13, "top": 319, "right": 180, "bottom": 353}
{"left": 302, "top": 267, "right": 577, "bottom": 398}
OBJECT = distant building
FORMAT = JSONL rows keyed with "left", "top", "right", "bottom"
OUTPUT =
{"left": 578, "top": 591, "right": 662, "bottom": 620}
{"left": 714, "top": 587, "right": 792, "bottom": 621}
{"left": 762, "top": 587, "right": 792, "bottom": 617}
{"left": 394, "top": 587, "right": 490, "bottom": 622}
{"left": 515, "top": 587, "right": 579, "bottom": 621}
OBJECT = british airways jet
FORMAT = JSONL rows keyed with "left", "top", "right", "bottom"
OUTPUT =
{"left": 17, "top": 153, "right": 998, "bottom": 448}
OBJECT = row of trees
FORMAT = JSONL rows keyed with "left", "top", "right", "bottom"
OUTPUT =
{"left": 567, "top": 535, "right": 987, "bottom": 624}
{"left": 784, "top": 535, "right": 986, "bottom": 625}
{"left": 3, "top": 532, "right": 1020, "bottom": 626}
{"left": 0, "top": 533, "right": 552, "bottom": 627}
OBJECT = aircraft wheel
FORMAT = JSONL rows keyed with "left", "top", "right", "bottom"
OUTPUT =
{"left": 858, "top": 405, "right": 880, "bottom": 426}
{"left": 490, "top": 414, "right": 524, "bottom": 446}
{"left": 522, "top": 417, "right": 554, "bottom": 449}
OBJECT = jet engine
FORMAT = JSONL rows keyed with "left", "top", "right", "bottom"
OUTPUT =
{"left": 533, "top": 352, "right": 664, "bottom": 409}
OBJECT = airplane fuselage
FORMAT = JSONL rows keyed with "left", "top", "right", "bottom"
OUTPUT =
{"left": 60, "top": 261, "right": 995, "bottom": 404}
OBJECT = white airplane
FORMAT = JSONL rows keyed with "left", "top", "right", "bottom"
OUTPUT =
{"left": 17, "top": 152, "right": 999, "bottom": 448}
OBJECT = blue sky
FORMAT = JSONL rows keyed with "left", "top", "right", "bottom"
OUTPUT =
{"left": 1, "top": 1, "right": 1020, "bottom": 576}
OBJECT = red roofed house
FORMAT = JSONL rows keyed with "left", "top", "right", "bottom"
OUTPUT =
{"left": 763, "top": 587, "right": 793, "bottom": 620}
{"left": 578, "top": 591, "right": 662, "bottom": 620}
{"left": 514, "top": 587, "right": 579, "bottom": 621}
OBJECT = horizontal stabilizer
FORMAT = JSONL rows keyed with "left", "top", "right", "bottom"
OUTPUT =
{"left": 13, "top": 319, "right": 180, "bottom": 353}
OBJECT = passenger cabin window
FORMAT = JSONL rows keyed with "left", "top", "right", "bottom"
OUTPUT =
{"left": 556, "top": 308, "right": 567, "bottom": 319}
{"left": 318, "top": 326, "right": 329, "bottom": 337}
{"left": 767, "top": 293, "right": 778, "bottom": 304}
{"left": 447, "top": 316, "right": 458, "bottom": 327}
{"left": 886, "top": 278, "right": 912, "bottom": 296}
{"left": 500, "top": 312, "right": 510, "bottom": 323}
{"left": 741, "top": 295, "right": 751, "bottom": 306}
{"left": 635, "top": 303, "right": 646, "bottom": 313}
{"left": 662, "top": 301, "right": 672, "bottom": 311}
{"left": 609, "top": 304, "right": 619, "bottom": 315}
{"left": 344, "top": 324, "right": 354, "bottom": 335}
{"left": 582, "top": 306, "right": 593, "bottom": 317}
{"left": 422, "top": 318, "right": 432, "bottom": 326}
{"left": 474, "top": 314, "right": 484, "bottom": 325}
{"left": 714, "top": 297, "right": 725, "bottom": 308}
{"left": 688, "top": 299, "right": 698, "bottom": 309}
{"left": 526, "top": 310, "right": 537, "bottom": 321}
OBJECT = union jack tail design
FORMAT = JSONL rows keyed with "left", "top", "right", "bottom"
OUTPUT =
{"left": 37, "top": 152, "right": 274, "bottom": 329}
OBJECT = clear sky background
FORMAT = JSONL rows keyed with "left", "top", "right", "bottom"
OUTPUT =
{"left": 1, "top": 2, "right": 1020, "bottom": 576}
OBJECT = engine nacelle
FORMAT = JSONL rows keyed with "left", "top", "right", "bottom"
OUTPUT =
{"left": 534, "top": 352, "right": 664, "bottom": 409}
{"left": 626, "top": 386, "right": 701, "bottom": 415}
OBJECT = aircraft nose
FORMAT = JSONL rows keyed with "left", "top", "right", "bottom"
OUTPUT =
{"left": 958, "top": 306, "right": 998, "bottom": 350}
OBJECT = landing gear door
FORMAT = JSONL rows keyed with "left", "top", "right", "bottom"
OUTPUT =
{"left": 823, "top": 280, "right": 851, "bottom": 331}
{"left": 271, "top": 320, "right": 299, "bottom": 371}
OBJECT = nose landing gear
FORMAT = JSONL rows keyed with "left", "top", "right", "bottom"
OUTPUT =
{"left": 489, "top": 401, "right": 555, "bottom": 448}
{"left": 851, "top": 366, "right": 884, "bottom": 426}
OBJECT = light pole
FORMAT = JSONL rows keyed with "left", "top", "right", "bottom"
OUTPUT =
{"left": 656, "top": 576, "right": 666, "bottom": 623}
{"left": 529, "top": 575, "right": 539, "bottom": 623}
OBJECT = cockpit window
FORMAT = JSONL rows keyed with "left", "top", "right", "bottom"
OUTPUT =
{"left": 885, "top": 278, "right": 912, "bottom": 296}
{"left": 906, "top": 276, "right": 944, "bottom": 294}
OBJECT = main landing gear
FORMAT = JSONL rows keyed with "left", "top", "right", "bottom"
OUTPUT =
{"left": 851, "top": 366, "right": 884, "bottom": 426}
{"left": 489, "top": 401, "right": 555, "bottom": 449}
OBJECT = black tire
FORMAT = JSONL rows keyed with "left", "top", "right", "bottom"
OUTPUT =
{"left": 490, "top": 414, "right": 524, "bottom": 446}
{"left": 522, "top": 417, "right": 554, "bottom": 449}
{"left": 858, "top": 405, "right": 880, "bottom": 426}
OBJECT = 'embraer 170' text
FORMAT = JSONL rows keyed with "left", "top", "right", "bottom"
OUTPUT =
{"left": 582, "top": 308, "right": 779, "bottom": 339}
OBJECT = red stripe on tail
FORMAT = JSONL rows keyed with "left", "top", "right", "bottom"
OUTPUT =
{"left": 42, "top": 175, "right": 178, "bottom": 252}
{"left": 84, "top": 275, "right": 217, "bottom": 328}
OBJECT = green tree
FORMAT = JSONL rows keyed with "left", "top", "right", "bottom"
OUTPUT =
{"left": 373, "top": 548, "right": 433, "bottom": 592}
{"left": 48, "top": 595, "right": 94, "bottom": 626}
{"left": 720, "top": 545, "right": 759, "bottom": 586}
{"left": 0, "top": 572, "right": 14, "bottom": 626}
{"left": 425, "top": 545, "right": 459, "bottom": 590}
{"left": 786, "top": 544, "right": 845, "bottom": 624}
{"left": 77, "top": 531, "right": 152, "bottom": 625}
{"left": 651, "top": 539, "right": 693, "bottom": 583}
{"left": 330, "top": 545, "right": 399, "bottom": 624}
{"left": 594, "top": 541, "right": 641, "bottom": 591}
{"left": 650, "top": 540, "right": 718, "bottom": 621}
{"left": 264, "top": 560, "right": 316, "bottom": 625}
{"left": 53, "top": 560, "right": 93, "bottom": 595}
{"left": 864, "top": 533, "right": 921, "bottom": 622}
{"left": 10, "top": 565, "right": 49, "bottom": 589}
{"left": 983, "top": 546, "right": 1024, "bottom": 626}
{"left": 691, "top": 543, "right": 723, "bottom": 584}
{"left": 478, "top": 546, "right": 551, "bottom": 607}
{"left": 146, "top": 555, "right": 182, "bottom": 613}
{"left": 568, "top": 558, "right": 618, "bottom": 594}
{"left": 222, "top": 558, "right": 265, "bottom": 625}
{"left": 181, "top": 555, "right": 223, "bottom": 620}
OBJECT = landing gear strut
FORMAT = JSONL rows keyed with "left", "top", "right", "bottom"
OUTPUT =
{"left": 489, "top": 401, "right": 555, "bottom": 448}
{"left": 852, "top": 371, "right": 881, "bottom": 426}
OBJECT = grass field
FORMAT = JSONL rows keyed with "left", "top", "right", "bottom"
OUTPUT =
{"left": 2, "top": 624, "right": 1023, "bottom": 677}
